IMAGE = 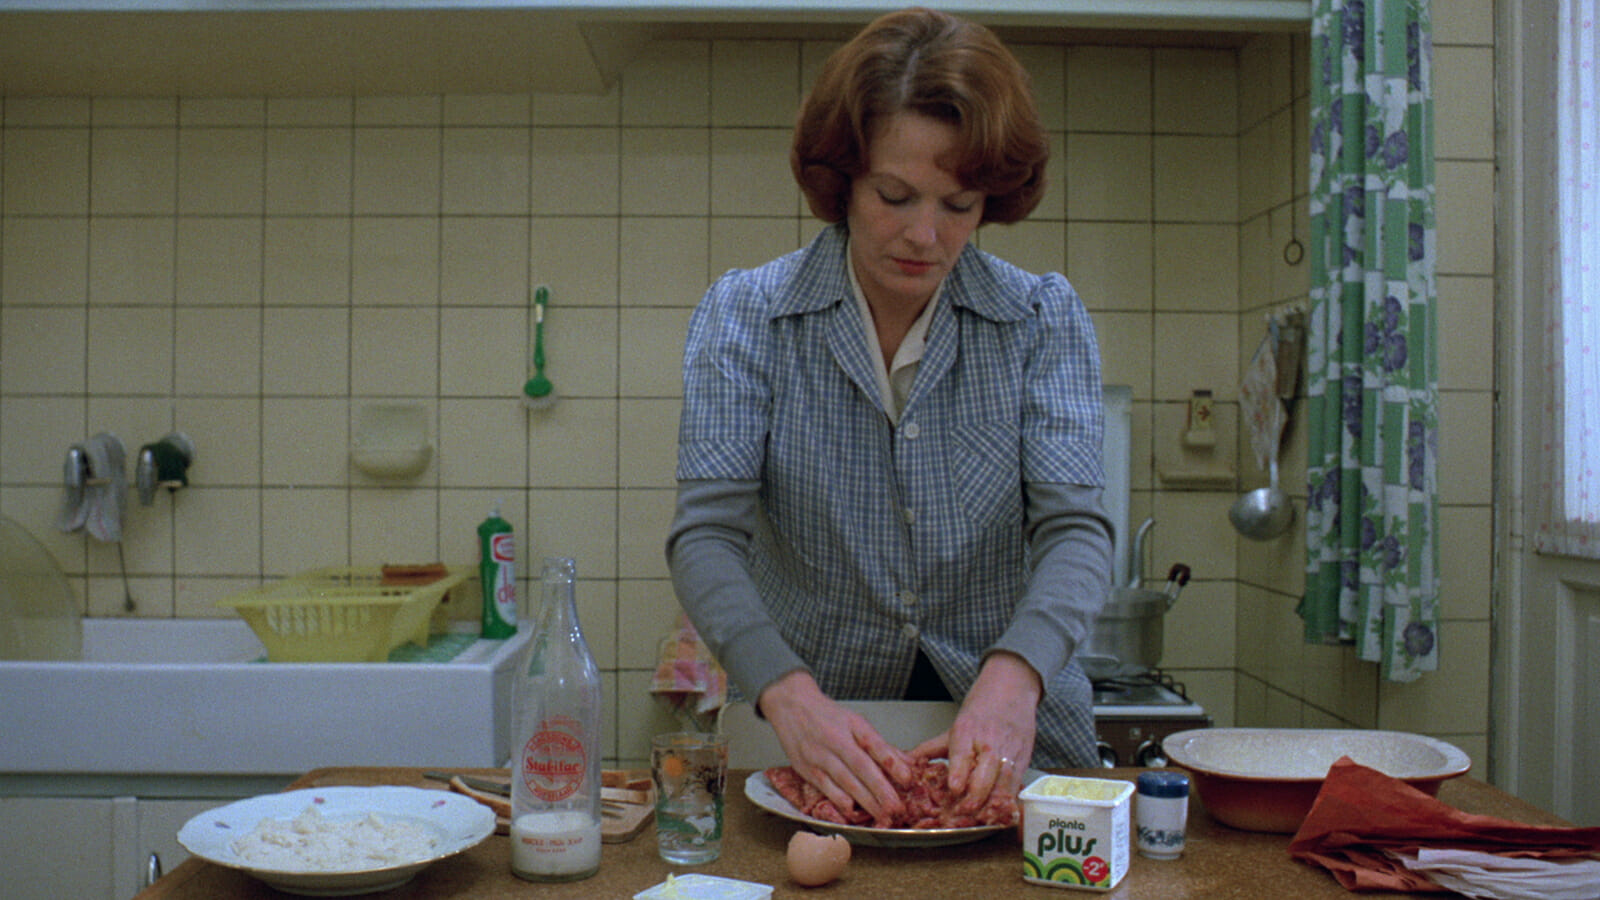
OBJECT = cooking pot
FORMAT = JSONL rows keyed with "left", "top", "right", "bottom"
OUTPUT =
{"left": 1080, "top": 564, "right": 1190, "bottom": 681}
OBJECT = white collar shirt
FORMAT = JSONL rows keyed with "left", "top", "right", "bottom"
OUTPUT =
{"left": 846, "top": 244, "right": 941, "bottom": 426}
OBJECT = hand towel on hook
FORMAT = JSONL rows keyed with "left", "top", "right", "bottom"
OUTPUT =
{"left": 1240, "top": 322, "right": 1285, "bottom": 472}
{"left": 58, "top": 432, "right": 127, "bottom": 543}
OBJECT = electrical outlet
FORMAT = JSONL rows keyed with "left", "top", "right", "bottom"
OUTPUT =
{"left": 1183, "top": 390, "right": 1216, "bottom": 448}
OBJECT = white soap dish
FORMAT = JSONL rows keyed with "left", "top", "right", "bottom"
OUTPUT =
{"left": 351, "top": 443, "right": 432, "bottom": 479}
{"left": 351, "top": 403, "right": 432, "bottom": 480}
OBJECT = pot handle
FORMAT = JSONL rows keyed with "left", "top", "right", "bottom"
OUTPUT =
{"left": 1162, "top": 563, "right": 1191, "bottom": 609}
{"left": 1128, "top": 518, "right": 1156, "bottom": 589}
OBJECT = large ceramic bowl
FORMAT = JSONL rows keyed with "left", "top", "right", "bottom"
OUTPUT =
{"left": 1163, "top": 728, "right": 1471, "bottom": 833}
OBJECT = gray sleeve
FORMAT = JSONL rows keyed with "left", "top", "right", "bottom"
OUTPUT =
{"left": 987, "top": 481, "right": 1115, "bottom": 683}
{"left": 665, "top": 478, "right": 808, "bottom": 701}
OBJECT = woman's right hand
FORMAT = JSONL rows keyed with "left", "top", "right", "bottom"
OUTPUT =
{"left": 757, "top": 670, "right": 912, "bottom": 823}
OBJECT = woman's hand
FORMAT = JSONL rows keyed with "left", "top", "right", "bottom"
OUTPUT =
{"left": 757, "top": 670, "right": 913, "bottom": 822}
{"left": 912, "top": 651, "right": 1040, "bottom": 812}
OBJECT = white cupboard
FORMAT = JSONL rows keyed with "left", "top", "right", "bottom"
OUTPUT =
{"left": 2, "top": 795, "right": 231, "bottom": 900}
{"left": 0, "top": 1, "right": 1310, "bottom": 98}
{"left": 0, "top": 797, "right": 116, "bottom": 900}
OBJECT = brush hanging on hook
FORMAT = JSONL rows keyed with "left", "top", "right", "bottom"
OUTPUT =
{"left": 523, "top": 284, "right": 557, "bottom": 411}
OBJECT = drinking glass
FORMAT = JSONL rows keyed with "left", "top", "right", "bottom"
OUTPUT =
{"left": 650, "top": 732, "right": 729, "bottom": 865}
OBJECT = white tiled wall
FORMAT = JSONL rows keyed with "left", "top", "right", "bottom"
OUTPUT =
{"left": 0, "top": 15, "right": 1494, "bottom": 766}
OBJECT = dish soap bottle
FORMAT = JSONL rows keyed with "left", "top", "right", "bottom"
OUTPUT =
{"left": 510, "top": 557, "right": 602, "bottom": 882}
{"left": 478, "top": 502, "right": 516, "bottom": 639}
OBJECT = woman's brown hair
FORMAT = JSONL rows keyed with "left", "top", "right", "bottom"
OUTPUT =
{"left": 791, "top": 7, "right": 1049, "bottom": 225}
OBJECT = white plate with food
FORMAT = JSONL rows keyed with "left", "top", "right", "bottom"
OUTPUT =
{"left": 744, "top": 769, "right": 1026, "bottom": 849}
{"left": 177, "top": 786, "right": 496, "bottom": 896}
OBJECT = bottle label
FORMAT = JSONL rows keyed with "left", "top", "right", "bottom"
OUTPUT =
{"left": 520, "top": 716, "right": 588, "bottom": 802}
{"left": 491, "top": 534, "right": 516, "bottom": 621}
{"left": 491, "top": 532, "right": 515, "bottom": 564}
{"left": 482, "top": 531, "right": 516, "bottom": 635}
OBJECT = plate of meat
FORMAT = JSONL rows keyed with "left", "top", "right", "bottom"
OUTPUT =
{"left": 746, "top": 761, "right": 1025, "bottom": 848}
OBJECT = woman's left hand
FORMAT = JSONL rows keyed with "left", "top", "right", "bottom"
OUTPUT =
{"left": 911, "top": 651, "right": 1040, "bottom": 813}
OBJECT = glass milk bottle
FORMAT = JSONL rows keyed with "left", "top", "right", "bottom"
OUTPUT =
{"left": 510, "top": 557, "right": 603, "bottom": 882}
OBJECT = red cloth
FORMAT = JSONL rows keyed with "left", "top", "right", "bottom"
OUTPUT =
{"left": 1288, "top": 758, "right": 1600, "bottom": 892}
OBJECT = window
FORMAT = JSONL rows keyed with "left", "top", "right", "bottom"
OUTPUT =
{"left": 1538, "top": 0, "right": 1600, "bottom": 557}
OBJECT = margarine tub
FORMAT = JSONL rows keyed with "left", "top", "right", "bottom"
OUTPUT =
{"left": 1020, "top": 775, "right": 1134, "bottom": 891}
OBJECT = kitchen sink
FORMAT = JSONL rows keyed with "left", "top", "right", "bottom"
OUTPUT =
{"left": 0, "top": 617, "right": 532, "bottom": 776}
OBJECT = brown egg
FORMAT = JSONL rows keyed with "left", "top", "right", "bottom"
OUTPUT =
{"left": 786, "top": 830, "right": 851, "bottom": 886}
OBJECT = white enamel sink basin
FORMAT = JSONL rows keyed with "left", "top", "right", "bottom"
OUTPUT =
{"left": 0, "top": 617, "right": 532, "bottom": 776}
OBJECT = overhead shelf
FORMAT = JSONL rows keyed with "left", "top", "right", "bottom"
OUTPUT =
{"left": 0, "top": 1, "right": 1310, "bottom": 98}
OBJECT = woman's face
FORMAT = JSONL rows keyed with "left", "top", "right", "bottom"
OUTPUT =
{"left": 847, "top": 113, "right": 985, "bottom": 313}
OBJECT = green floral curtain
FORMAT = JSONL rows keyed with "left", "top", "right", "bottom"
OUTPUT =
{"left": 1302, "top": 0, "right": 1440, "bottom": 682}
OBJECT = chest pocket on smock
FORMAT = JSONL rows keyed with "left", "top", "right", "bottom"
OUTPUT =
{"left": 949, "top": 418, "right": 1022, "bottom": 529}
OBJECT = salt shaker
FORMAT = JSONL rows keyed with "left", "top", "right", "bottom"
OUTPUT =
{"left": 1135, "top": 770, "right": 1190, "bottom": 860}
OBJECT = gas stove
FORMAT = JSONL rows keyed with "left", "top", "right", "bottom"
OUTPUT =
{"left": 1091, "top": 670, "right": 1211, "bottom": 767}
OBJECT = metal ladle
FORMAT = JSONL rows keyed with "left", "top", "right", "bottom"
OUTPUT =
{"left": 1229, "top": 454, "right": 1294, "bottom": 540}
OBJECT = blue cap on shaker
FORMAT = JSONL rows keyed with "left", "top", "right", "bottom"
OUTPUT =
{"left": 1137, "top": 770, "right": 1190, "bottom": 799}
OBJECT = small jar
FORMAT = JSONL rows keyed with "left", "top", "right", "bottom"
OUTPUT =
{"left": 1135, "top": 770, "right": 1190, "bottom": 860}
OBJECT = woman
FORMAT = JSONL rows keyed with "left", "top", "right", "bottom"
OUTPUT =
{"left": 666, "top": 7, "right": 1113, "bottom": 825}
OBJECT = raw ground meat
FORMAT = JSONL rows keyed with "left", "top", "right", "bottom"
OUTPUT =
{"left": 764, "top": 759, "right": 1019, "bottom": 830}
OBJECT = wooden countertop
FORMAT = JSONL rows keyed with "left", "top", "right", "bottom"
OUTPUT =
{"left": 136, "top": 767, "right": 1569, "bottom": 900}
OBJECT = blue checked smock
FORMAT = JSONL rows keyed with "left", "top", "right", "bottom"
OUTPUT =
{"left": 671, "top": 223, "right": 1110, "bottom": 766}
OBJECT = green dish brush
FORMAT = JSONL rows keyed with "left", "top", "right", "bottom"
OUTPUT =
{"left": 523, "top": 284, "right": 557, "bottom": 410}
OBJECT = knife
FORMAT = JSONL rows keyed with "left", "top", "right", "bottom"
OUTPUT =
{"left": 425, "top": 771, "right": 509, "bottom": 796}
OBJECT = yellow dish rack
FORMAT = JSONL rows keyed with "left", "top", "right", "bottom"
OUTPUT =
{"left": 218, "top": 566, "right": 470, "bottom": 662}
